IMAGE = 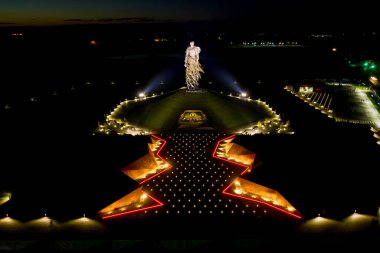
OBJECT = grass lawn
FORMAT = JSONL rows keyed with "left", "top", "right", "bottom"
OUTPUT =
{"left": 112, "top": 90, "right": 272, "bottom": 131}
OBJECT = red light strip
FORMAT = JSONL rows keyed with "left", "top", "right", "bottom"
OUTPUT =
{"left": 222, "top": 181, "right": 302, "bottom": 219}
{"left": 101, "top": 192, "right": 163, "bottom": 219}
{"left": 139, "top": 135, "right": 172, "bottom": 184}
{"left": 212, "top": 135, "right": 250, "bottom": 175}
{"left": 213, "top": 135, "right": 302, "bottom": 220}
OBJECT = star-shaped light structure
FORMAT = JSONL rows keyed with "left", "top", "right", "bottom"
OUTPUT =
{"left": 99, "top": 130, "right": 301, "bottom": 220}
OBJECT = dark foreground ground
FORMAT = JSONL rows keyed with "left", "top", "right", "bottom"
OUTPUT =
{"left": 1, "top": 216, "right": 379, "bottom": 251}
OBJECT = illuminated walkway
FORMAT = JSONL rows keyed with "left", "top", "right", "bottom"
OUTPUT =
{"left": 99, "top": 130, "right": 301, "bottom": 220}
{"left": 353, "top": 88, "right": 380, "bottom": 128}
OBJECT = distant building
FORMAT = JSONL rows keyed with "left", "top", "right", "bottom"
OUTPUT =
{"left": 288, "top": 81, "right": 325, "bottom": 93}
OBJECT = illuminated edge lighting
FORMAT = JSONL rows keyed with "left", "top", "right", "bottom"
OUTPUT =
{"left": 99, "top": 92, "right": 167, "bottom": 135}
{"left": 138, "top": 135, "right": 172, "bottom": 184}
{"left": 101, "top": 192, "right": 163, "bottom": 220}
{"left": 222, "top": 180, "right": 302, "bottom": 219}
{"left": 212, "top": 135, "right": 250, "bottom": 175}
{"left": 212, "top": 135, "right": 302, "bottom": 220}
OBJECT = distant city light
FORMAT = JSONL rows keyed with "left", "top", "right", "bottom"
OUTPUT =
{"left": 90, "top": 40, "right": 97, "bottom": 46}
{"left": 240, "top": 92, "right": 247, "bottom": 97}
{"left": 138, "top": 93, "right": 146, "bottom": 98}
{"left": 11, "top": 33, "right": 23, "bottom": 36}
{"left": 332, "top": 48, "right": 337, "bottom": 52}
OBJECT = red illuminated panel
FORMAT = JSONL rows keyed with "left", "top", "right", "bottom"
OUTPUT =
{"left": 139, "top": 135, "right": 172, "bottom": 184}
{"left": 213, "top": 135, "right": 302, "bottom": 220}
{"left": 222, "top": 180, "right": 302, "bottom": 219}
{"left": 101, "top": 192, "right": 163, "bottom": 220}
{"left": 212, "top": 135, "right": 250, "bottom": 175}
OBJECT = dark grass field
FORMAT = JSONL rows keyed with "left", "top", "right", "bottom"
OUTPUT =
{"left": 111, "top": 90, "right": 272, "bottom": 131}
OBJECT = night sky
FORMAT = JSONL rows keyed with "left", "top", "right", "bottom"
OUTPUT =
{"left": 0, "top": 0, "right": 376, "bottom": 28}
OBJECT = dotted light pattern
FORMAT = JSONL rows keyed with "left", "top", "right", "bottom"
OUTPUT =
{"left": 100, "top": 130, "right": 301, "bottom": 219}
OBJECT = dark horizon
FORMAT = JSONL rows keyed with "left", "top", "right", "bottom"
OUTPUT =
{"left": 0, "top": 0, "right": 379, "bottom": 30}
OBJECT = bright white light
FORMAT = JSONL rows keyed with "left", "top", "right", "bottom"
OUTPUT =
{"left": 140, "top": 193, "right": 147, "bottom": 201}
{"left": 241, "top": 92, "right": 247, "bottom": 97}
{"left": 370, "top": 76, "right": 378, "bottom": 81}
{"left": 138, "top": 93, "right": 145, "bottom": 98}
{"left": 234, "top": 189, "right": 242, "bottom": 194}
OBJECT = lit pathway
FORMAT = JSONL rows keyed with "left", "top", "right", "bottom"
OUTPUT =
{"left": 354, "top": 88, "right": 380, "bottom": 128}
{"left": 99, "top": 130, "right": 301, "bottom": 220}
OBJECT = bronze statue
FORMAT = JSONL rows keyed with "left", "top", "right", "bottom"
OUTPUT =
{"left": 184, "top": 41, "right": 204, "bottom": 91}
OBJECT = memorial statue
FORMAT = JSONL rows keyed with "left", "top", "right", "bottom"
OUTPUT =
{"left": 184, "top": 41, "right": 204, "bottom": 91}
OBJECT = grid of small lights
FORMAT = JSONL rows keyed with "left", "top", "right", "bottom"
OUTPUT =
{"left": 213, "top": 135, "right": 301, "bottom": 219}
{"left": 120, "top": 130, "right": 297, "bottom": 218}
{"left": 213, "top": 135, "right": 251, "bottom": 171}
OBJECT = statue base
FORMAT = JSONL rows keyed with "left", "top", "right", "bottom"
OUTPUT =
{"left": 185, "top": 88, "right": 206, "bottom": 93}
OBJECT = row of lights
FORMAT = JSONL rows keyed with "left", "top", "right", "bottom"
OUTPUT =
{"left": 286, "top": 86, "right": 334, "bottom": 119}
{"left": 96, "top": 91, "right": 166, "bottom": 136}
{"left": 2, "top": 213, "right": 87, "bottom": 219}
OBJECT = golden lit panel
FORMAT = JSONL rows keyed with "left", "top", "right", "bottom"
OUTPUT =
{"left": 122, "top": 154, "right": 158, "bottom": 180}
{"left": 148, "top": 143, "right": 156, "bottom": 152}
{"left": 99, "top": 187, "right": 162, "bottom": 218}
{"left": 223, "top": 142, "right": 234, "bottom": 153}
{"left": 225, "top": 143, "right": 256, "bottom": 166}
{"left": 121, "top": 136, "right": 169, "bottom": 183}
{"left": 150, "top": 136, "right": 161, "bottom": 145}
{"left": 148, "top": 142, "right": 159, "bottom": 157}
{"left": 99, "top": 187, "right": 145, "bottom": 215}
{"left": 231, "top": 177, "right": 298, "bottom": 213}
